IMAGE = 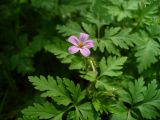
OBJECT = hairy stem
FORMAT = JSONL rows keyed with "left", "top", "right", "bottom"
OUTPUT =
{"left": 88, "top": 58, "right": 96, "bottom": 73}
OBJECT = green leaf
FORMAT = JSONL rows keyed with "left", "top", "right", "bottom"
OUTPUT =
{"left": 99, "top": 27, "right": 139, "bottom": 55}
{"left": 28, "top": 76, "right": 72, "bottom": 106}
{"left": 110, "top": 28, "right": 135, "bottom": 49}
{"left": 135, "top": 1, "right": 159, "bottom": 25}
{"left": 28, "top": 75, "right": 85, "bottom": 106}
{"left": 67, "top": 102, "right": 100, "bottom": 120}
{"left": 147, "top": 24, "right": 160, "bottom": 38}
{"left": 128, "top": 78, "right": 146, "bottom": 104}
{"left": 63, "top": 80, "right": 85, "bottom": 103}
{"left": 80, "top": 71, "right": 97, "bottom": 82}
{"left": 92, "top": 99, "right": 102, "bottom": 113}
{"left": 31, "top": 0, "right": 58, "bottom": 11}
{"left": 17, "top": 116, "right": 38, "bottom": 120}
{"left": 98, "top": 38, "right": 120, "bottom": 55}
{"left": 77, "top": 102, "right": 100, "bottom": 120}
{"left": 59, "top": 0, "right": 90, "bottom": 15}
{"left": 107, "top": 0, "right": 139, "bottom": 21}
{"left": 107, "top": 6, "right": 130, "bottom": 21}
{"left": 119, "top": 78, "right": 146, "bottom": 104}
{"left": 10, "top": 35, "right": 47, "bottom": 74}
{"left": 135, "top": 31, "right": 160, "bottom": 73}
{"left": 68, "top": 56, "right": 85, "bottom": 70}
{"left": 67, "top": 111, "right": 79, "bottom": 120}
{"left": 138, "top": 105, "right": 158, "bottom": 119}
{"left": 22, "top": 102, "right": 63, "bottom": 119}
{"left": 95, "top": 79, "right": 116, "bottom": 92}
{"left": 138, "top": 80, "right": 160, "bottom": 119}
{"left": 45, "top": 39, "right": 85, "bottom": 70}
{"left": 57, "top": 22, "right": 83, "bottom": 37}
{"left": 99, "top": 56, "right": 127, "bottom": 77}
{"left": 115, "top": 78, "right": 160, "bottom": 119}
{"left": 44, "top": 39, "right": 69, "bottom": 60}
{"left": 87, "top": 0, "right": 110, "bottom": 28}
{"left": 111, "top": 111, "right": 136, "bottom": 120}
{"left": 81, "top": 22, "right": 96, "bottom": 37}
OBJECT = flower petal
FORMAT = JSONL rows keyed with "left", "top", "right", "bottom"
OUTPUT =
{"left": 80, "top": 47, "right": 90, "bottom": 57}
{"left": 68, "top": 36, "right": 79, "bottom": 46}
{"left": 80, "top": 33, "right": 89, "bottom": 42}
{"left": 68, "top": 46, "right": 79, "bottom": 54}
{"left": 84, "top": 40, "right": 94, "bottom": 48}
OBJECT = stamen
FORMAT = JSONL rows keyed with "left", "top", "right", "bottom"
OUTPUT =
{"left": 78, "top": 42, "right": 83, "bottom": 48}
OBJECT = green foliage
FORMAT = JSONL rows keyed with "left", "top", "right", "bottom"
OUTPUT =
{"left": 135, "top": 0, "right": 159, "bottom": 25}
{"left": 44, "top": 39, "right": 85, "bottom": 70}
{"left": 111, "top": 78, "right": 160, "bottom": 120}
{"left": 21, "top": 75, "right": 100, "bottom": 120}
{"left": 99, "top": 56, "right": 127, "bottom": 77}
{"left": 10, "top": 35, "right": 48, "bottom": 73}
{"left": 28, "top": 76, "right": 85, "bottom": 105}
{"left": 1, "top": 0, "right": 160, "bottom": 119}
{"left": 22, "top": 102, "right": 63, "bottom": 119}
{"left": 58, "top": 0, "right": 90, "bottom": 15}
{"left": 135, "top": 31, "right": 160, "bottom": 73}
{"left": 23, "top": 0, "right": 160, "bottom": 118}
{"left": 107, "top": 0, "right": 139, "bottom": 21}
{"left": 98, "top": 27, "right": 139, "bottom": 55}
{"left": 18, "top": 116, "right": 38, "bottom": 120}
{"left": 57, "top": 22, "right": 83, "bottom": 37}
{"left": 31, "top": 0, "right": 58, "bottom": 12}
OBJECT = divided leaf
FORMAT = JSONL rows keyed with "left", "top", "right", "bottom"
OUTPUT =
{"left": 28, "top": 76, "right": 72, "bottom": 106}
{"left": 31, "top": 0, "right": 58, "bottom": 12}
{"left": 99, "top": 56, "right": 127, "bottom": 77}
{"left": 18, "top": 116, "right": 38, "bottom": 120}
{"left": 28, "top": 75, "right": 85, "bottom": 106}
{"left": 114, "top": 78, "right": 160, "bottom": 119}
{"left": 45, "top": 39, "right": 85, "bottom": 70}
{"left": 63, "top": 80, "right": 85, "bottom": 104}
{"left": 109, "top": 28, "right": 136, "bottom": 49}
{"left": 76, "top": 102, "right": 100, "bottom": 120}
{"left": 135, "top": 31, "right": 160, "bottom": 73}
{"left": 66, "top": 102, "right": 100, "bottom": 120}
{"left": 57, "top": 22, "right": 83, "bottom": 37}
{"left": 22, "top": 102, "right": 63, "bottom": 120}
{"left": 135, "top": 0, "right": 159, "bottom": 25}
{"left": 99, "top": 27, "right": 139, "bottom": 55}
{"left": 138, "top": 80, "right": 160, "bottom": 119}
{"left": 107, "top": 0, "right": 139, "bottom": 21}
{"left": 128, "top": 78, "right": 146, "bottom": 104}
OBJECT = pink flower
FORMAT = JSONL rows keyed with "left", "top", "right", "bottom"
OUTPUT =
{"left": 68, "top": 33, "right": 94, "bottom": 57}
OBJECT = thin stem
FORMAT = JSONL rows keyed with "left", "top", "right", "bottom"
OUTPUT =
{"left": 88, "top": 58, "right": 96, "bottom": 73}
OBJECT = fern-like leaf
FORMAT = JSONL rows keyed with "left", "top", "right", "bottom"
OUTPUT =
{"left": 22, "top": 102, "right": 63, "bottom": 119}
{"left": 63, "top": 80, "right": 85, "bottom": 104}
{"left": 107, "top": 0, "right": 139, "bottom": 21}
{"left": 45, "top": 39, "right": 85, "bottom": 70}
{"left": 120, "top": 78, "right": 146, "bottom": 104}
{"left": 76, "top": 102, "right": 100, "bottom": 120}
{"left": 112, "top": 78, "right": 160, "bottom": 119}
{"left": 135, "top": 31, "right": 160, "bottom": 73}
{"left": 135, "top": 0, "right": 159, "bottom": 25}
{"left": 99, "top": 27, "right": 138, "bottom": 55}
{"left": 18, "top": 116, "right": 38, "bottom": 120}
{"left": 99, "top": 56, "right": 127, "bottom": 77}
{"left": 28, "top": 76, "right": 72, "bottom": 106}
{"left": 138, "top": 80, "right": 160, "bottom": 119}
{"left": 29, "top": 75, "right": 86, "bottom": 106}
{"left": 31, "top": 0, "right": 58, "bottom": 12}
{"left": 57, "top": 22, "right": 83, "bottom": 37}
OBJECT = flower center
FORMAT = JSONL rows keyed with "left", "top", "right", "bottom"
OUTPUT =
{"left": 78, "top": 42, "right": 84, "bottom": 48}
